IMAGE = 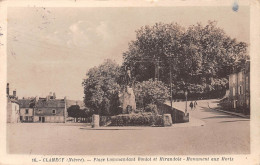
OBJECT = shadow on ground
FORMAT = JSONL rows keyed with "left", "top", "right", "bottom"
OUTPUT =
{"left": 79, "top": 128, "right": 143, "bottom": 131}
{"left": 219, "top": 120, "right": 249, "bottom": 123}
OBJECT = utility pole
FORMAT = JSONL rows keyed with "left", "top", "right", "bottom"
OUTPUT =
{"left": 157, "top": 57, "right": 160, "bottom": 80}
{"left": 185, "top": 90, "right": 188, "bottom": 115}
{"left": 169, "top": 58, "right": 174, "bottom": 123}
{"left": 154, "top": 57, "right": 160, "bottom": 81}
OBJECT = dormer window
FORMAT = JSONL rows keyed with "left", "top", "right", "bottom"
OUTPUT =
{"left": 52, "top": 109, "right": 56, "bottom": 114}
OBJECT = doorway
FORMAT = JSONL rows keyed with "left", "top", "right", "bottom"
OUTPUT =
{"left": 39, "top": 116, "right": 45, "bottom": 123}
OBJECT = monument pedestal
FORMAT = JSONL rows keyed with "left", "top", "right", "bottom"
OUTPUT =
{"left": 91, "top": 114, "right": 100, "bottom": 128}
{"left": 119, "top": 86, "right": 136, "bottom": 114}
{"left": 163, "top": 114, "right": 172, "bottom": 127}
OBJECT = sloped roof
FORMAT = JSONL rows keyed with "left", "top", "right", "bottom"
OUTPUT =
{"left": 9, "top": 98, "right": 19, "bottom": 104}
{"left": 36, "top": 99, "right": 66, "bottom": 108}
{"left": 18, "top": 99, "right": 35, "bottom": 108}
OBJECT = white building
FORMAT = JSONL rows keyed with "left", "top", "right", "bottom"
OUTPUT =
{"left": 6, "top": 83, "right": 20, "bottom": 123}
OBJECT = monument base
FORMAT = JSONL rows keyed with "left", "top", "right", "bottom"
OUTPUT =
{"left": 119, "top": 86, "right": 136, "bottom": 114}
{"left": 163, "top": 114, "right": 172, "bottom": 127}
{"left": 91, "top": 114, "right": 100, "bottom": 128}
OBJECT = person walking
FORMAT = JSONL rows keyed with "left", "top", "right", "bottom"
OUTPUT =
{"left": 194, "top": 100, "right": 198, "bottom": 110}
{"left": 189, "top": 101, "right": 193, "bottom": 111}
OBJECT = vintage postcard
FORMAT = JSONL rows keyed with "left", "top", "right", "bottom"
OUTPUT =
{"left": 0, "top": 0, "right": 260, "bottom": 165}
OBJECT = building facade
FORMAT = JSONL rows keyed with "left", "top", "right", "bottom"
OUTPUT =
{"left": 228, "top": 61, "right": 250, "bottom": 114}
{"left": 7, "top": 83, "right": 20, "bottom": 123}
{"left": 19, "top": 99, "right": 35, "bottom": 122}
{"left": 33, "top": 93, "right": 67, "bottom": 123}
{"left": 18, "top": 93, "right": 67, "bottom": 123}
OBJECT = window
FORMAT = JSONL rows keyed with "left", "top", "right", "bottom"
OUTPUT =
{"left": 238, "top": 85, "right": 243, "bottom": 95}
{"left": 246, "top": 77, "right": 249, "bottom": 90}
{"left": 238, "top": 72, "right": 242, "bottom": 82}
{"left": 38, "top": 109, "right": 42, "bottom": 112}
{"left": 25, "top": 109, "right": 29, "bottom": 114}
{"left": 52, "top": 109, "right": 56, "bottom": 114}
{"left": 233, "top": 101, "right": 236, "bottom": 109}
{"left": 246, "top": 99, "right": 249, "bottom": 107}
{"left": 233, "top": 87, "right": 236, "bottom": 96}
{"left": 232, "top": 74, "right": 236, "bottom": 84}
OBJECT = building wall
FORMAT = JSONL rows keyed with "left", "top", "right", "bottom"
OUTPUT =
{"left": 229, "top": 73, "right": 238, "bottom": 110}
{"left": 7, "top": 101, "right": 20, "bottom": 123}
{"left": 33, "top": 116, "right": 65, "bottom": 123}
{"left": 237, "top": 71, "right": 245, "bottom": 110}
{"left": 245, "top": 73, "right": 250, "bottom": 109}
{"left": 20, "top": 108, "right": 34, "bottom": 116}
{"left": 34, "top": 107, "right": 65, "bottom": 123}
{"left": 245, "top": 63, "right": 250, "bottom": 114}
{"left": 20, "top": 108, "right": 34, "bottom": 122}
{"left": 228, "top": 63, "right": 250, "bottom": 114}
{"left": 7, "top": 101, "right": 12, "bottom": 123}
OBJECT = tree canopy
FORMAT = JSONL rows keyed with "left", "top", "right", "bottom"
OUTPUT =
{"left": 123, "top": 21, "right": 248, "bottom": 98}
{"left": 82, "top": 21, "right": 249, "bottom": 115}
{"left": 82, "top": 59, "right": 122, "bottom": 116}
{"left": 134, "top": 79, "right": 170, "bottom": 109}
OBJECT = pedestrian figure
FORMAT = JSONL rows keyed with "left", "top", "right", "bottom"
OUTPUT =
{"left": 194, "top": 100, "right": 197, "bottom": 110}
{"left": 189, "top": 101, "right": 193, "bottom": 110}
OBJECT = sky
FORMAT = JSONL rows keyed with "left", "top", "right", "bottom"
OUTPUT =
{"left": 7, "top": 6, "right": 249, "bottom": 100}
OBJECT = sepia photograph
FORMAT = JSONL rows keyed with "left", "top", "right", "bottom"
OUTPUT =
{"left": 0, "top": 0, "right": 260, "bottom": 165}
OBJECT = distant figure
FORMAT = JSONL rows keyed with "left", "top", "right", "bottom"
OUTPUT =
{"left": 194, "top": 100, "right": 198, "bottom": 110}
{"left": 189, "top": 101, "right": 194, "bottom": 110}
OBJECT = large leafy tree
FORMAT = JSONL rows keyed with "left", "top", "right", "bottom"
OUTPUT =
{"left": 67, "top": 105, "right": 88, "bottom": 118}
{"left": 123, "top": 21, "right": 248, "bottom": 98}
{"left": 134, "top": 79, "right": 170, "bottom": 109}
{"left": 82, "top": 59, "right": 121, "bottom": 116}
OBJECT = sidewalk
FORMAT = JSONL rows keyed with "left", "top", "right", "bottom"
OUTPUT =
{"left": 207, "top": 102, "right": 250, "bottom": 119}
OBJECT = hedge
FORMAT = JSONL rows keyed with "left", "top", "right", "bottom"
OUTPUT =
{"left": 109, "top": 113, "right": 163, "bottom": 126}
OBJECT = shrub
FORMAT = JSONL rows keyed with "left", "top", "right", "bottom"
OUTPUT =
{"left": 134, "top": 79, "right": 170, "bottom": 109}
{"left": 145, "top": 104, "right": 158, "bottom": 115}
{"left": 99, "top": 116, "right": 112, "bottom": 126}
{"left": 109, "top": 113, "right": 163, "bottom": 126}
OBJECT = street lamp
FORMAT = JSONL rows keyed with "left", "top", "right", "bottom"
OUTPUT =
{"left": 185, "top": 90, "right": 188, "bottom": 115}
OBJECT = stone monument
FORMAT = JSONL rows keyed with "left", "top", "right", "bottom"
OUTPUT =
{"left": 163, "top": 114, "right": 172, "bottom": 127}
{"left": 92, "top": 114, "right": 100, "bottom": 128}
{"left": 119, "top": 66, "right": 136, "bottom": 114}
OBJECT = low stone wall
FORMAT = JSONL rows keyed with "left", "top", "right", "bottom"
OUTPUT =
{"left": 157, "top": 103, "right": 189, "bottom": 123}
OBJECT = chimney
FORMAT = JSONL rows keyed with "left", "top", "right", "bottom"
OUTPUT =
{"left": 35, "top": 96, "right": 39, "bottom": 102}
{"left": 13, "top": 90, "right": 16, "bottom": 97}
{"left": 7, "top": 83, "right": 9, "bottom": 95}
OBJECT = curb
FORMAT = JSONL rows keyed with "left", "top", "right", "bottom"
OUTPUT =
{"left": 207, "top": 102, "right": 250, "bottom": 119}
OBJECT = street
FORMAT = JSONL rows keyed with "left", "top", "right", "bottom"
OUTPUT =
{"left": 7, "top": 99, "right": 250, "bottom": 155}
